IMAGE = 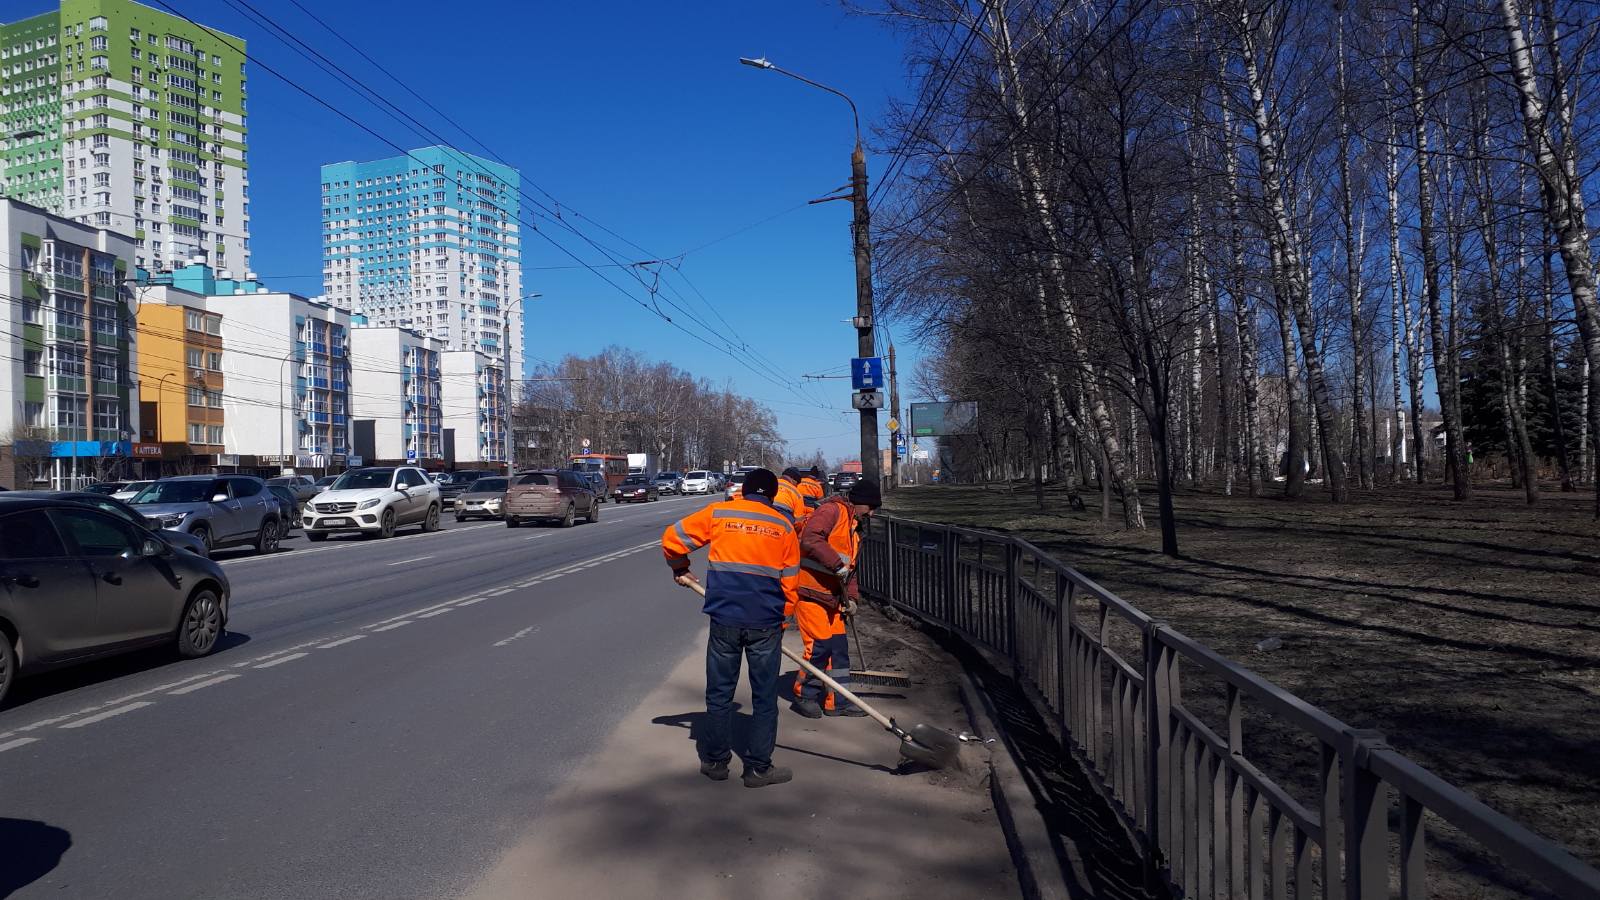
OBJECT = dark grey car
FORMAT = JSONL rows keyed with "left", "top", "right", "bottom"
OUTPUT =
{"left": 266, "top": 475, "right": 320, "bottom": 504}
{"left": 130, "top": 475, "right": 281, "bottom": 555}
{"left": 0, "top": 496, "right": 232, "bottom": 706}
{"left": 3, "top": 491, "right": 209, "bottom": 558}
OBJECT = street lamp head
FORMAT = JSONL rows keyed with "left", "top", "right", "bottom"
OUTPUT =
{"left": 739, "top": 56, "right": 774, "bottom": 70}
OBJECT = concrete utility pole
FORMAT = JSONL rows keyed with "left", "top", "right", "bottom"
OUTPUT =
{"left": 887, "top": 342, "right": 901, "bottom": 489}
{"left": 741, "top": 56, "right": 880, "bottom": 483}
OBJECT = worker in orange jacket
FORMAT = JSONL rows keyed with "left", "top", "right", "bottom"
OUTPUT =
{"left": 775, "top": 467, "right": 810, "bottom": 527}
{"left": 791, "top": 478, "right": 882, "bottom": 718}
{"left": 662, "top": 467, "right": 800, "bottom": 788}
{"left": 797, "top": 466, "right": 826, "bottom": 511}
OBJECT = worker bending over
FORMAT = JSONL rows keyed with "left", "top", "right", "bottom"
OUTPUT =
{"left": 662, "top": 467, "right": 800, "bottom": 788}
{"left": 791, "top": 478, "right": 882, "bottom": 718}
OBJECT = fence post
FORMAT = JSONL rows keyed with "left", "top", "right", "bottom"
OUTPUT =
{"left": 943, "top": 526, "right": 958, "bottom": 626}
{"left": 883, "top": 517, "right": 897, "bottom": 606}
{"left": 1004, "top": 539, "right": 1019, "bottom": 664}
{"left": 1144, "top": 623, "right": 1171, "bottom": 878}
{"left": 1343, "top": 729, "right": 1389, "bottom": 900}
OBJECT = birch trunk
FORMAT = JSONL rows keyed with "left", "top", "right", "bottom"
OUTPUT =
{"left": 1221, "top": 92, "right": 1265, "bottom": 497}
{"left": 1336, "top": 10, "right": 1371, "bottom": 490}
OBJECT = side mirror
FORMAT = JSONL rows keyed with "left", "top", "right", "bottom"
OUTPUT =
{"left": 140, "top": 538, "right": 164, "bottom": 557}
{"left": 211, "top": 493, "right": 229, "bottom": 503}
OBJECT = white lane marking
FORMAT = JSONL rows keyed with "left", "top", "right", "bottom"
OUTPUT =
{"left": 372, "top": 620, "right": 413, "bottom": 632}
{"left": 235, "top": 639, "right": 325, "bottom": 668}
{"left": 253, "top": 652, "right": 309, "bottom": 669}
{"left": 494, "top": 625, "right": 539, "bottom": 647}
{"left": 484, "top": 587, "right": 513, "bottom": 597}
{"left": 417, "top": 608, "right": 452, "bottom": 618}
{"left": 453, "top": 597, "right": 485, "bottom": 607}
{"left": 169, "top": 673, "right": 240, "bottom": 694}
{"left": 319, "top": 634, "right": 368, "bottom": 649}
{"left": 59, "top": 701, "right": 154, "bottom": 729}
{"left": 366, "top": 596, "right": 467, "bottom": 628}
{"left": 522, "top": 534, "right": 547, "bottom": 541}
{"left": 387, "top": 555, "right": 434, "bottom": 566}
{"left": 219, "top": 521, "right": 500, "bottom": 565}
{"left": 0, "top": 737, "right": 40, "bottom": 752}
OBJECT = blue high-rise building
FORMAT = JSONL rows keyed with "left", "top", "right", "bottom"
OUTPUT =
{"left": 320, "top": 146, "right": 523, "bottom": 377}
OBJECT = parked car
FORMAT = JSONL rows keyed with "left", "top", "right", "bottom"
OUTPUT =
{"left": 302, "top": 466, "right": 442, "bottom": 541}
{"left": 3, "top": 491, "right": 210, "bottom": 558}
{"left": 574, "top": 469, "right": 610, "bottom": 502}
{"left": 265, "top": 485, "right": 301, "bottom": 536}
{"left": 0, "top": 495, "right": 232, "bottom": 706}
{"left": 834, "top": 472, "right": 862, "bottom": 493}
{"left": 130, "top": 475, "right": 282, "bottom": 555}
{"left": 266, "top": 475, "right": 320, "bottom": 504}
{"left": 453, "top": 476, "right": 509, "bottom": 522}
{"left": 82, "top": 481, "right": 127, "bottom": 496}
{"left": 503, "top": 469, "right": 599, "bottom": 528}
{"left": 613, "top": 474, "right": 660, "bottom": 503}
{"left": 111, "top": 480, "right": 154, "bottom": 502}
{"left": 681, "top": 470, "right": 711, "bottom": 495}
{"left": 433, "top": 469, "right": 497, "bottom": 502}
{"left": 655, "top": 471, "right": 681, "bottom": 495}
{"left": 723, "top": 471, "right": 746, "bottom": 501}
{"left": 313, "top": 475, "right": 340, "bottom": 493}
{"left": 709, "top": 472, "right": 726, "bottom": 492}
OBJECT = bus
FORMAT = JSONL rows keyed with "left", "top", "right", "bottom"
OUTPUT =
{"left": 568, "top": 453, "right": 630, "bottom": 494}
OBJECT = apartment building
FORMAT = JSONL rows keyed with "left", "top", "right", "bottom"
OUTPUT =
{"left": 349, "top": 325, "right": 443, "bottom": 466}
{"left": 132, "top": 280, "right": 225, "bottom": 475}
{"left": 441, "top": 349, "right": 506, "bottom": 466}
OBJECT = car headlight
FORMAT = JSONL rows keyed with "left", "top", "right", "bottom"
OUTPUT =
{"left": 150, "top": 512, "right": 188, "bottom": 528}
{"left": 485, "top": 498, "right": 501, "bottom": 508}
{"left": 358, "top": 498, "right": 382, "bottom": 510}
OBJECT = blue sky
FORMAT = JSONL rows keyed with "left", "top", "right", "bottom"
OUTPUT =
{"left": 23, "top": 0, "right": 929, "bottom": 461}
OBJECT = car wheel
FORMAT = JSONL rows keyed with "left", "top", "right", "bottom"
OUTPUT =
{"left": 377, "top": 508, "right": 396, "bottom": 539}
{"left": 307, "top": 531, "right": 327, "bottom": 542}
{"left": 255, "top": 520, "right": 279, "bottom": 555}
{"left": 191, "top": 524, "right": 213, "bottom": 553}
{"left": 454, "top": 514, "right": 465, "bottom": 523}
{"left": 586, "top": 502, "right": 598, "bottom": 524}
{"left": 0, "top": 630, "right": 14, "bottom": 708}
{"left": 176, "top": 588, "right": 224, "bottom": 658}
{"left": 505, "top": 517, "right": 520, "bottom": 528}
{"left": 561, "top": 505, "right": 575, "bottom": 528}
{"left": 423, "top": 504, "right": 441, "bottom": 533}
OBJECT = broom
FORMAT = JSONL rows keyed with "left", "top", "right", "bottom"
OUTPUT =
{"left": 844, "top": 605, "right": 911, "bottom": 688}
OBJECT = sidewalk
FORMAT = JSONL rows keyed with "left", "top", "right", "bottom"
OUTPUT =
{"left": 462, "top": 609, "right": 1019, "bottom": 900}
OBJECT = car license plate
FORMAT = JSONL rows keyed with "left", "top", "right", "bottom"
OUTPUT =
{"left": 321, "top": 517, "right": 350, "bottom": 526}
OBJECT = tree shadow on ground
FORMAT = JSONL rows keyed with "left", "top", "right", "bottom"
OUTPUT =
{"left": 0, "top": 818, "right": 71, "bottom": 897}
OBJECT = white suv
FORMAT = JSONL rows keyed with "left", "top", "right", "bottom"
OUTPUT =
{"left": 681, "top": 470, "right": 711, "bottom": 495}
{"left": 303, "top": 466, "right": 442, "bottom": 541}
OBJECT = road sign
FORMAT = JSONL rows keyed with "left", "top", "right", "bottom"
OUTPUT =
{"left": 852, "top": 390, "right": 885, "bottom": 410}
{"left": 581, "top": 438, "right": 591, "bottom": 448}
{"left": 887, "top": 417, "right": 900, "bottom": 432}
{"left": 913, "top": 448, "right": 930, "bottom": 461}
{"left": 850, "top": 357, "right": 884, "bottom": 391}
{"left": 894, "top": 434, "right": 906, "bottom": 458}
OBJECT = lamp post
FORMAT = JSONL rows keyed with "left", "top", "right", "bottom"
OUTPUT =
{"left": 740, "top": 56, "right": 880, "bottom": 483}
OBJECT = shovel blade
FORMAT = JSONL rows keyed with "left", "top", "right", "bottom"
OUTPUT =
{"left": 899, "top": 723, "right": 962, "bottom": 769}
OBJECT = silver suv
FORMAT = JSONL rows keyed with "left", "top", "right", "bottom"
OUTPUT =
{"left": 303, "top": 466, "right": 442, "bottom": 541}
{"left": 130, "top": 475, "right": 282, "bottom": 554}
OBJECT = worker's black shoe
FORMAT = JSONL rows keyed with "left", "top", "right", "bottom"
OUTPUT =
{"left": 790, "top": 699, "right": 824, "bottom": 719}
{"left": 824, "top": 704, "right": 869, "bottom": 718}
{"left": 742, "top": 765, "right": 794, "bottom": 788}
{"left": 700, "top": 759, "right": 730, "bottom": 781}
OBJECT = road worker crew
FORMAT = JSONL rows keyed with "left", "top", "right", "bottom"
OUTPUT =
{"left": 791, "top": 477, "right": 882, "bottom": 718}
{"left": 663, "top": 467, "right": 800, "bottom": 788}
{"left": 798, "top": 466, "right": 826, "bottom": 510}
{"left": 775, "top": 467, "right": 810, "bottom": 527}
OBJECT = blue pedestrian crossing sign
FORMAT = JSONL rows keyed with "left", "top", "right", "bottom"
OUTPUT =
{"left": 851, "top": 357, "right": 884, "bottom": 390}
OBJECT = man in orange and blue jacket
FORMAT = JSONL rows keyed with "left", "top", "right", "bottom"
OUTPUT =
{"left": 663, "top": 467, "right": 800, "bottom": 788}
{"left": 791, "top": 478, "right": 881, "bottom": 718}
{"left": 775, "top": 467, "right": 810, "bottom": 527}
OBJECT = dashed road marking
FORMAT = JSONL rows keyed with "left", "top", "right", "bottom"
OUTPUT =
{"left": 0, "top": 737, "right": 39, "bottom": 752}
{"left": 372, "top": 620, "right": 413, "bottom": 632}
{"left": 318, "top": 635, "right": 367, "bottom": 649}
{"left": 494, "top": 625, "right": 540, "bottom": 647}
{"left": 387, "top": 555, "right": 434, "bottom": 566}
{"left": 417, "top": 608, "right": 452, "bottom": 618}
{"left": 453, "top": 597, "right": 485, "bottom": 607}
{"left": 59, "top": 701, "right": 153, "bottom": 729}
{"left": 169, "top": 674, "right": 240, "bottom": 695}
{"left": 485, "top": 587, "right": 513, "bottom": 597}
{"left": 253, "top": 652, "right": 308, "bottom": 669}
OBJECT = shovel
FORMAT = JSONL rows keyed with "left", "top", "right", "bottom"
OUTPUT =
{"left": 683, "top": 579, "right": 960, "bottom": 769}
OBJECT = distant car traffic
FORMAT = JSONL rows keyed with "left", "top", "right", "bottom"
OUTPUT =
{"left": 433, "top": 469, "right": 498, "bottom": 502}
{"left": 313, "top": 475, "right": 340, "bottom": 493}
{"left": 266, "top": 475, "right": 320, "bottom": 504}
{"left": 572, "top": 469, "right": 609, "bottom": 502}
{"left": 654, "top": 472, "right": 681, "bottom": 495}
{"left": 0, "top": 495, "right": 232, "bottom": 706}
{"left": 111, "top": 480, "right": 153, "bottom": 502}
{"left": 82, "top": 481, "right": 125, "bottom": 496}
{"left": 613, "top": 474, "right": 660, "bottom": 503}
{"left": 454, "top": 476, "right": 509, "bottom": 521}
{"left": 503, "top": 469, "right": 599, "bottom": 528}
{"left": 681, "top": 470, "right": 711, "bottom": 495}
{"left": 303, "top": 466, "right": 442, "bottom": 541}
{"left": 3, "top": 491, "right": 209, "bottom": 557}
{"left": 130, "top": 476, "right": 282, "bottom": 555}
{"left": 723, "top": 471, "right": 746, "bottom": 501}
{"left": 834, "top": 472, "right": 862, "bottom": 493}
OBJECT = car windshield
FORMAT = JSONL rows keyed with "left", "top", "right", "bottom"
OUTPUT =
{"left": 687, "top": 471, "right": 708, "bottom": 479}
{"left": 332, "top": 469, "right": 395, "bottom": 490}
{"left": 622, "top": 475, "right": 648, "bottom": 485}
{"left": 730, "top": 473, "right": 746, "bottom": 484}
{"left": 657, "top": 472, "right": 678, "bottom": 480}
{"left": 132, "top": 480, "right": 215, "bottom": 504}
{"left": 468, "top": 478, "right": 508, "bottom": 492}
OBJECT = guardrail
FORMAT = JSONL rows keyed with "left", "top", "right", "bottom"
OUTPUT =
{"left": 857, "top": 515, "right": 1600, "bottom": 900}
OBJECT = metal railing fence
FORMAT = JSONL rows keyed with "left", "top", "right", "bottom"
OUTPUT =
{"left": 857, "top": 515, "right": 1600, "bottom": 900}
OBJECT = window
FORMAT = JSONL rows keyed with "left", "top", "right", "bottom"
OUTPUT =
{"left": 206, "top": 351, "right": 221, "bottom": 371}
{"left": 188, "top": 422, "right": 205, "bottom": 443}
{"left": 23, "top": 402, "right": 45, "bottom": 429}
{"left": 186, "top": 347, "right": 203, "bottom": 368}
{"left": 207, "top": 389, "right": 223, "bottom": 408}
{"left": 94, "top": 398, "right": 119, "bottom": 433}
{"left": 188, "top": 386, "right": 204, "bottom": 406}
{"left": 185, "top": 309, "right": 203, "bottom": 331}
{"left": 53, "top": 507, "right": 135, "bottom": 558}
{"left": 228, "top": 476, "right": 259, "bottom": 497}
{"left": 208, "top": 425, "right": 223, "bottom": 444}
{"left": 203, "top": 314, "right": 221, "bottom": 335}
{"left": 23, "top": 349, "right": 42, "bottom": 375}
{"left": 89, "top": 16, "right": 107, "bottom": 30}
{"left": 0, "top": 510, "right": 67, "bottom": 559}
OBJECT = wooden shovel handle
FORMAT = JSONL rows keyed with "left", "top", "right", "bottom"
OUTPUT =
{"left": 681, "top": 577, "right": 896, "bottom": 732}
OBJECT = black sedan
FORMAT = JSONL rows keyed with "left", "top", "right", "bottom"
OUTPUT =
{"left": 4, "top": 491, "right": 210, "bottom": 557}
{"left": 0, "top": 496, "right": 232, "bottom": 706}
{"left": 612, "top": 474, "right": 660, "bottom": 503}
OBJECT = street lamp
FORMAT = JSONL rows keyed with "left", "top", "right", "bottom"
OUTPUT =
{"left": 739, "top": 56, "right": 880, "bottom": 483}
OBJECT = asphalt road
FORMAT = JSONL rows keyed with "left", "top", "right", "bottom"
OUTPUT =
{"left": 0, "top": 492, "right": 719, "bottom": 900}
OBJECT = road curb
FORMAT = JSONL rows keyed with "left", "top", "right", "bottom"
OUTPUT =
{"left": 957, "top": 665, "right": 1081, "bottom": 900}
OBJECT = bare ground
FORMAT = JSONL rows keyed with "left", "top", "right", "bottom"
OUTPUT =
{"left": 883, "top": 480, "right": 1600, "bottom": 896}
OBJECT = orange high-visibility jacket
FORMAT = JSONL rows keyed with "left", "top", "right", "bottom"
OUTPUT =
{"left": 663, "top": 495, "right": 800, "bottom": 629}
{"left": 798, "top": 476, "right": 825, "bottom": 509}
{"left": 797, "top": 494, "right": 860, "bottom": 601}
{"left": 774, "top": 478, "right": 809, "bottom": 527}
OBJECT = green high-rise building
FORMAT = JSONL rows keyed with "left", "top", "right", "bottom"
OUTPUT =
{"left": 1, "top": 0, "right": 250, "bottom": 274}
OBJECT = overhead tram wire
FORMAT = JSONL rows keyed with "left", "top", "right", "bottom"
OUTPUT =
{"left": 243, "top": 0, "right": 817, "bottom": 405}
{"left": 150, "top": 1, "right": 829, "bottom": 414}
